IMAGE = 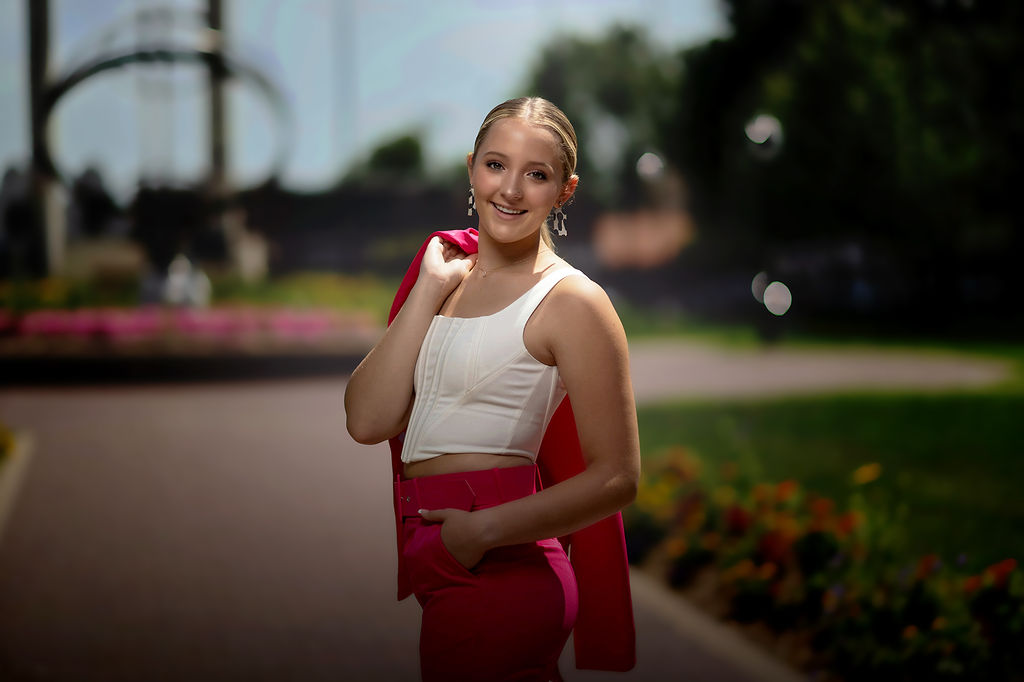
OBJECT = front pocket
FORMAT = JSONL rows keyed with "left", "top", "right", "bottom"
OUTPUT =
{"left": 404, "top": 522, "right": 477, "bottom": 598}
{"left": 432, "top": 524, "right": 477, "bottom": 579}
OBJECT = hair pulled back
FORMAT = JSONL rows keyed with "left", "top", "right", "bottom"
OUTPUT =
{"left": 473, "top": 97, "right": 577, "bottom": 184}
{"left": 472, "top": 97, "right": 578, "bottom": 246}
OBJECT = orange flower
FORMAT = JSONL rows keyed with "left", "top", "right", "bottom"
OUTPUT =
{"left": 725, "top": 559, "right": 756, "bottom": 581}
{"left": 822, "top": 589, "right": 839, "bottom": 613}
{"left": 775, "top": 512, "right": 803, "bottom": 541}
{"left": 752, "top": 483, "right": 775, "bottom": 505}
{"left": 852, "top": 462, "right": 882, "bottom": 485}
{"left": 757, "top": 562, "right": 778, "bottom": 581}
{"left": 809, "top": 497, "right": 835, "bottom": 520}
{"left": 676, "top": 491, "right": 706, "bottom": 531}
{"left": 713, "top": 485, "right": 738, "bottom": 507}
{"left": 776, "top": 479, "right": 799, "bottom": 503}
{"left": 666, "top": 446, "right": 702, "bottom": 482}
{"left": 700, "top": 532, "right": 721, "bottom": 551}
{"left": 665, "top": 537, "right": 689, "bottom": 558}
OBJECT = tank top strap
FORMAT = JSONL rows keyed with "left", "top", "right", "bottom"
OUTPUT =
{"left": 512, "top": 267, "right": 585, "bottom": 329}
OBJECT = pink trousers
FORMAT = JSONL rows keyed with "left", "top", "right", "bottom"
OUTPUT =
{"left": 398, "top": 466, "right": 579, "bottom": 682}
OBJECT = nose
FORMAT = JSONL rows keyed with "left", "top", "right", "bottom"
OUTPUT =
{"left": 500, "top": 175, "right": 523, "bottom": 201}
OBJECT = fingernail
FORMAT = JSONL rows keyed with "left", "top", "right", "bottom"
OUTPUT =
{"left": 418, "top": 509, "right": 428, "bottom": 515}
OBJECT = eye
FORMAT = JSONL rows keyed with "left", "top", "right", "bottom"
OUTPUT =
{"left": 528, "top": 170, "right": 548, "bottom": 181}
{"left": 486, "top": 161, "right": 504, "bottom": 171}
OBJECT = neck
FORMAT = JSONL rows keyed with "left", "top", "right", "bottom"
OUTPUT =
{"left": 476, "top": 233, "right": 548, "bottom": 268}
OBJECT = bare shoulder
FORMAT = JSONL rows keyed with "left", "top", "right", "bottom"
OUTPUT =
{"left": 528, "top": 271, "right": 626, "bottom": 364}
{"left": 546, "top": 272, "right": 621, "bottom": 329}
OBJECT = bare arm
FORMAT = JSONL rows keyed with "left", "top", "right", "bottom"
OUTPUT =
{"left": 344, "top": 238, "right": 476, "bottom": 444}
{"left": 420, "top": 276, "right": 641, "bottom": 565}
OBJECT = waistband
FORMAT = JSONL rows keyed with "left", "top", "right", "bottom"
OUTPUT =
{"left": 396, "top": 465, "right": 537, "bottom": 519}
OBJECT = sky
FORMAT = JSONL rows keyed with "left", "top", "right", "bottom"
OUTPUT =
{"left": 0, "top": 0, "right": 726, "bottom": 202}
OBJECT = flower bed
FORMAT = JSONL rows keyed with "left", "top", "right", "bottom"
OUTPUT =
{"left": 0, "top": 306, "right": 379, "bottom": 356}
{"left": 625, "top": 448, "right": 1023, "bottom": 681}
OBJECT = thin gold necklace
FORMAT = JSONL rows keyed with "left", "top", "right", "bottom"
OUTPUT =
{"left": 476, "top": 249, "right": 552, "bottom": 278}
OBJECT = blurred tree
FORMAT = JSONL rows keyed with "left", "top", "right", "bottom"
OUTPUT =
{"left": 522, "top": 26, "right": 681, "bottom": 211}
{"left": 71, "top": 167, "right": 121, "bottom": 238}
{"left": 668, "top": 0, "right": 1024, "bottom": 329}
{"left": 362, "top": 133, "right": 426, "bottom": 182}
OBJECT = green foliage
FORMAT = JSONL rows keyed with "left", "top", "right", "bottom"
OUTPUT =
{"left": 0, "top": 273, "right": 399, "bottom": 327}
{"left": 210, "top": 272, "right": 398, "bottom": 325}
{"left": 366, "top": 134, "right": 424, "bottom": 177}
{"left": 637, "top": 392, "right": 1024, "bottom": 572}
{"left": 667, "top": 0, "right": 1024, "bottom": 320}
{"left": 625, "top": 448, "right": 1024, "bottom": 680}
{"left": 0, "top": 277, "right": 138, "bottom": 311}
{"left": 342, "top": 131, "right": 427, "bottom": 185}
{"left": 522, "top": 25, "right": 681, "bottom": 207}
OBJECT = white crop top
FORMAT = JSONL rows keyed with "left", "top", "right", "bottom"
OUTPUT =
{"left": 400, "top": 267, "right": 585, "bottom": 464}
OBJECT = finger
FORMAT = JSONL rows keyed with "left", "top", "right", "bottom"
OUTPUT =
{"left": 418, "top": 508, "right": 450, "bottom": 522}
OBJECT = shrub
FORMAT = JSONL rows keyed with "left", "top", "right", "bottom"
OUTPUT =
{"left": 623, "top": 450, "right": 1023, "bottom": 681}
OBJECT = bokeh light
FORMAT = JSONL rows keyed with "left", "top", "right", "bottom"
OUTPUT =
{"left": 763, "top": 281, "right": 792, "bottom": 316}
{"left": 744, "top": 114, "right": 783, "bottom": 160}
{"left": 751, "top": 271, "right": 769, "bottom": 303}
{"left": 636, "top": 151, "right": 665, "bottom": 179}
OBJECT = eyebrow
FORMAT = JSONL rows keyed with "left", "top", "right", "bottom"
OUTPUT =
{"left": 480, "top": 150, "right": 555, "bottom": 172}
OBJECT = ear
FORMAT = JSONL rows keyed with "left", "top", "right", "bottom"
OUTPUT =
{"left": 558, "top": 174, "right": 579, "bottom": 206}
{"left": 466, "top": 152, "right": 474, "bottom": 179}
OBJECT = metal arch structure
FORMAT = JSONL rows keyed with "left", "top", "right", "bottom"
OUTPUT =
{"left": 37, "top": 41, "right": 293, "bottom": 190}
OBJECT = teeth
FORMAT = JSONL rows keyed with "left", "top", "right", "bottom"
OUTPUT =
{"left": 494, "top": 203, "right": 525, "bottom": 215}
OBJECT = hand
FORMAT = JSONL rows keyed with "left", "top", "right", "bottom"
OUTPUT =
{"left": 418, "top": 508, "right": 487, "bottom": 570}
{"left": 419, "top": 236, "right": 477, "bottom": 298}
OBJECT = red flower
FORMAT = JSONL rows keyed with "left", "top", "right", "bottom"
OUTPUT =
{"left": 916, "top": 554, "right": 941, "bottom": 581}
{"left": 776, "top": 479, "right": 799, "bottom": 503}
{"left": 809, "top": 497, "right": 835, "bottom": 520}
{"left": 758, "top": 530, "right": 793, "bottom": 564}
{"left": 984, "top": 558, "right": 1018, "bottom": 589}
{"left": 964, "top": 575, "right": 982, "bottom": 593}
{"left": 836, "top": 511, "right": 861, "bottom": 538}
{"left": 725, "top": 505, "right": 753, "bottom": 536}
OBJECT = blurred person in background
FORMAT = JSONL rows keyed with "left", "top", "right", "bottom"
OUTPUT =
{"left": 345, "top": 97, "right": 639, "bottom": 681}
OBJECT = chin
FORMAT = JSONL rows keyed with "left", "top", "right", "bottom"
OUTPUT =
{"left": 481, "top": 218, "right": 543, "bottom": 244}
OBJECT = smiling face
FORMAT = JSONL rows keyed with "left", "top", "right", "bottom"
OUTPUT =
{"left": 468, "top": 117, "right": 576, "bottom": 246}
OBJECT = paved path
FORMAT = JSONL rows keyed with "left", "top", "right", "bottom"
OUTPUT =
{"left": 628, "top": 339, "right": 1012, "bottom": 401}
{"left": 0, "top": 343, "right": 1010, "bottom": 681}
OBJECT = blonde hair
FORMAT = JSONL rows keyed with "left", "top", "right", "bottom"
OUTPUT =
{"left": 472, "top": 97, "right": 578, "bottom": 248}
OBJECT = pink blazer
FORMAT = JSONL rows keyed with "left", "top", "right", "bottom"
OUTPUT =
{"left": 387, "top": 228, "right": 636, "bottom": 671}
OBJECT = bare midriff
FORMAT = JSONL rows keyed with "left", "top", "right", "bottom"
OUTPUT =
{"left": 403, "top": 452, "right": 534, "bottom": 479}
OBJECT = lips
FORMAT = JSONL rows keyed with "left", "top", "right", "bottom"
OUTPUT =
{"left": 492, "top": 202, "right": 526, "bottom": 216}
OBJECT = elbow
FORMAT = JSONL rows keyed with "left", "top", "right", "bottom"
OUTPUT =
{"left": 617, "top": 470, "right": 640, "bottom": 508}
{"left": 603, "top": 465, "right": 639, "bottom": 511}
{"left": 346, "top": 419, "right": 385, "bottom": 446}
{"left": 345, "top": 412, "right": 387, "bottom": 445}
{"left": 343, "top": 383, "right": 388, "bottom": 445}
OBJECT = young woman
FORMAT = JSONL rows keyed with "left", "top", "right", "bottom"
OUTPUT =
{"left": 345, "top": 97, "right": 640, "bottom": 681}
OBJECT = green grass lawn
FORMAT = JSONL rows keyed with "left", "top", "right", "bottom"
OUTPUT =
{"left": 637, "top": 390, "right": 1024, "bottom": 573}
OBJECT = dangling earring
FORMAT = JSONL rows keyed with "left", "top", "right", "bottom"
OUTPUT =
{"left": 552, "top": 204, "right": 568, "bottom": 236}
{"left": 467, "top": 186, "right": 476, "bottom": 217}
